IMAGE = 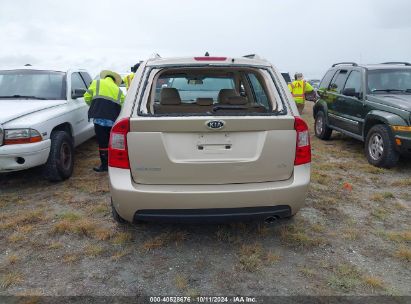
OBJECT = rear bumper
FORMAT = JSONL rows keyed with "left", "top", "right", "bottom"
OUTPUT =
{"left": 109, "top": 164, "right": 310, "bottom": 223}
{"left": 0, "top": 140, "right": 51, "bottom": 173}
{"left": 134, "top": 206, "right": 292, "bottom": 223}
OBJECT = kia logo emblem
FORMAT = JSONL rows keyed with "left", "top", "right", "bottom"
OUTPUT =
{"left": 206, "top": 120, "right": 225, "bottom": 130}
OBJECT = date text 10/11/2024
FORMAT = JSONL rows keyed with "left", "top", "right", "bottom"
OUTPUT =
{"left": 149, "top": 296, "right": 257, "bottom": 303}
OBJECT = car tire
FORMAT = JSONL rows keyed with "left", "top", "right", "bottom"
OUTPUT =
{"left": 365, "top": 124, "right": 399, "bottom": 168}
{"left": 43, "top": 131, "right": 74, "bottom": 182}
{"left": 314, "top": 111, "right": 332, "bottom": 140}
{"left": 111, "top": 200, "right": 127, "bottom": 224}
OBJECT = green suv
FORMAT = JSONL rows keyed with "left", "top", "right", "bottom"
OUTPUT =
{"left": 313, "top": 62, "right": 411, "bottom": 168}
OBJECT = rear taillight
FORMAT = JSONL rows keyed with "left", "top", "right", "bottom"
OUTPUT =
{"left": 194, "top": 57, "right": 227, "bottom": 61}
{"left": 108, "top": 118, "right": 130, "bottom": 169}
{"left": 294, "top": 117, "right": 311, "bottom": 166}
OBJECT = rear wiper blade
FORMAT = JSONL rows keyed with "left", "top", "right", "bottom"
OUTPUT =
{"left": 371, "top": 89, "right": 404, "bottom": 93}
{"left": 212, "top": 105, "right": 248, "bottom": 112}
{"left": 0, "top": 95, "right": 46, "bottom": 100}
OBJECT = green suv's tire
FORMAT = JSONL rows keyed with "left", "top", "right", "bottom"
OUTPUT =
{"left": 365, "top": 124, "right": 399, "bottom": 168}
{"left": 111, "top": 200, "right": 127, "bottom": 224}
{"left": 314, "top": 111, "right": 332, "bottom": 140}
{"left": 43, "top": 131, "right": 74, "bottom": 182}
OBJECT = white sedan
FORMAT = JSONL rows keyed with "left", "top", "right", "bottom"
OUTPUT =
{"left": 0, "top": 66, "right": 95, "bottom": 181}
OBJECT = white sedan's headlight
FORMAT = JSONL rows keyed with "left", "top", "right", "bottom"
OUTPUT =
{"left": 4, "top": 128, "right": 42, "bottom": 145}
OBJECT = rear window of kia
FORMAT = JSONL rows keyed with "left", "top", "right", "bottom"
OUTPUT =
{"left": 148, "top": 69, "right": 273, "bottom": 115}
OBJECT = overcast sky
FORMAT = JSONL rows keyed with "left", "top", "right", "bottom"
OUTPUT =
{"left": 1, "top": 0, "right": 411, "bottom": 78}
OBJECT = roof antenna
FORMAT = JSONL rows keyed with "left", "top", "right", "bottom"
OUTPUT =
{"left": 204, "top": 52, "right": 209, "bottom": 57}
{"left": 24, "top": 64, "right": 32, "bottom": 66}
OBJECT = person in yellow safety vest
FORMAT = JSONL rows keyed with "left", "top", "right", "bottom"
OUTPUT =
{"left": 288, "top": 72, "right": 314, "bottom": 114}
{"left": 123, "top": 62, "right": 141, "bottom": 90}
{"left": 123, "top": 72, "right": 134, "bottom": 91}
{"left": 84, "top": 70, "right": 125, "bottom": 172}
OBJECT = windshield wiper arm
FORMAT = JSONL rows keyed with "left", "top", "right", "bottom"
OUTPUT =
{"left": 0, "top": 95, "right": 46, "bottom": 100}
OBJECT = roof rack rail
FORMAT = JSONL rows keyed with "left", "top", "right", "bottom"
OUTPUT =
{"left": 332, "top": 62, "right": 358, "bottom": 67}
{"left": 381, "top": 62, "right": 411, "bottom": 66}
{"left": 243, "top": 54, "right": 261, "bottom": 59}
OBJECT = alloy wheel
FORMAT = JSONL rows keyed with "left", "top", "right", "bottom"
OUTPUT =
{"left": 315, "top": 115, "right": 324, "bottom": 135}
{"left": 368, "top": 133, "right": 384, "bottom": 161}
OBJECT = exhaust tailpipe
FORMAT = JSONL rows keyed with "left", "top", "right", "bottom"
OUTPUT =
{"left": 264, "top": 216, "right": 278, "bottom": 224}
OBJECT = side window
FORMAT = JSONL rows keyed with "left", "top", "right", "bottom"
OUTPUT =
{"left": 281, "top": 72, "right": 292, "bottom": 83}
{"left": 80, "top": 72, "right": 92, "bottom": 87}
{"left": 247, "top": 73, "right": 270, "bottom": 109}
{"left": 344, "top": 71, "right": 362, "bottom": 94}
{"left": 319, "top": 70, "right": 336, "bottom": 90}
{"left": 329, "top": 70, "right": 348, "bottom": 93}
{"left": 71, "top": 72, "right": 87, "bottom": 91}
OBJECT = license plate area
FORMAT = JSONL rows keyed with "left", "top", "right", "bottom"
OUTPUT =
{"left": 197, "top": 133, "right": 232, "bottom": 153}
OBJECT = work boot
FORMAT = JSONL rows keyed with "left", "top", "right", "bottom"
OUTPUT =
{"left": 93, "top": 150, "right": 108, "bottom": 172}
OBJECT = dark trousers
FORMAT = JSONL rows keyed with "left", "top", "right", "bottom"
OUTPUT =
{"left": 94, "top": 124, "right": 112, "bottom": 150}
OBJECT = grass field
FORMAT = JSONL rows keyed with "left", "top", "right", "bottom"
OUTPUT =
{"left": 0, "top": 103, "right": 410, "bottom": 296}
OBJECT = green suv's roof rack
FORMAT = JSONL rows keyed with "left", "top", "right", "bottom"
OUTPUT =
{"left": 332, "top": 62, "right": 358, "bottom": 67}
{"left": 381, "top": 62, "right": 411, "bottom": 66}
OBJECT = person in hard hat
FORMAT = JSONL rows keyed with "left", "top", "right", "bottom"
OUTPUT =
{"left": 288, "top": 73, "right": 314, "bottom": 114}
{"left": 123, "top": 62, "right": 141, "bottom": 91}
{"left": 84, "top": 70, "right": 125, "bottom": 172}
{"left": 123, "top": 73, "right": 134, "bottom": 91}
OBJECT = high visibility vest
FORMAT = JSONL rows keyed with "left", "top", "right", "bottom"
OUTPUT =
{"left": 124, "top": 73, "right": 135, "bottom": 90}
{"left": 84, "top": 78, "right": 124, "bottom": 121}
{"left": 288, "top": 80, "right": 307, "bottom": 104}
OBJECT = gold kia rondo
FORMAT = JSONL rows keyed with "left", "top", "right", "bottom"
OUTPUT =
{"left": 108, "top": 55, "right": 311, "bottom": 224}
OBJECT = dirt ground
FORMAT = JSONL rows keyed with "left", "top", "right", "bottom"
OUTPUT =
{"left": 1, "top": 103, "right": 410, "bottom": 297}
